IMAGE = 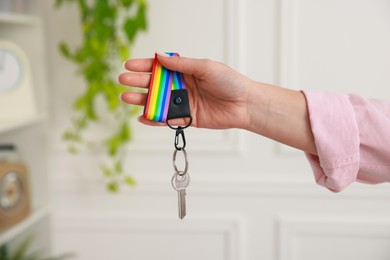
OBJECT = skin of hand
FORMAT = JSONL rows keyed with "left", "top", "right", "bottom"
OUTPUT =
{"left": 118, "top": 53, "right": 317, "bottom": 155}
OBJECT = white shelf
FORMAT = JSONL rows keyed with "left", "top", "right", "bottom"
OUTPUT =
{"left": 0, "top": 5, "right": 51, "bottom": 252}
{"left": 0, "top": 206, "right": 50, "bottom": 245}
{"left": 0, "top": 114, "right": 46, "bottom": 135}
{"left": 0, "top": 12, "right": 37, "bottom": 25}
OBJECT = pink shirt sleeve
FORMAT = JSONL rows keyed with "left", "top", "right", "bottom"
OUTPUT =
{"left": 302, "top": 90, "right": 390, "bottom": 192}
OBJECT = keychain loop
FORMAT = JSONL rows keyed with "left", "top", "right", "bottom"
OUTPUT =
{"left": 166, "top": 116, "right": 193, "bottom": 131}
{"left": 167, "top": 116, "right": 192, "bottom": 151}
{"left": 172, "top": 148, "right": 189, "bottom": 175}
{"left": 174, "top": 127, "right": 186, "bottom": 150}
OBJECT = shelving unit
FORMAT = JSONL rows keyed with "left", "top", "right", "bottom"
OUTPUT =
{"left": 0, "top": 7, "right": 50, "bottom": 254}
{"left": 0, "top": 12, "right": 38, "bottom": 24}
{"left": 0, "top": 206, "right": 50, "bottom": 246}
{"left": 0, "top": 114, "right": 46, "bottom": 135}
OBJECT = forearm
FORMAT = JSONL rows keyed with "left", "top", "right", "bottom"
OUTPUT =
{"left": 245, "top": 82, "right": 317, "bottom": 155}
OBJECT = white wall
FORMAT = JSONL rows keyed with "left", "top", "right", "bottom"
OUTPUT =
{"left": 42, "top": 0, "right": 390, "bottom": 259}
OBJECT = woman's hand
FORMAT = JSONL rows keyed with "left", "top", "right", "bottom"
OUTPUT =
{"left": 118, "top": 53, "right": 254, "bottom": 130}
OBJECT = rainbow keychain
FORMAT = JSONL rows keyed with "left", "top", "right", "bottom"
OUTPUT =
{"left": 143, "top": 52, "right": 192, "bottom": 219}
{"left": 143, "top": 52, "right": 191, "bottom": 124}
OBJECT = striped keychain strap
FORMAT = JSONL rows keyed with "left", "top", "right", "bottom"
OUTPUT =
{"left": 143, "top": 52, "right": 191, "bottom": 125}
{"left": 143, "top": 53, "right": 192, "bottom": 219}
{"left": 143, "top": 52, "right": 192, "bottom": 150}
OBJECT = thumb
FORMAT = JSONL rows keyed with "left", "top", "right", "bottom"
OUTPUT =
{"left": 156, "top": 52, "right": 203, "bottom": 76}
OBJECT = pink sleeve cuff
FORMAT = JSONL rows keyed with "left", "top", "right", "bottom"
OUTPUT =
{"left": 302, "top": 90, "right": 360, "bottom": 192}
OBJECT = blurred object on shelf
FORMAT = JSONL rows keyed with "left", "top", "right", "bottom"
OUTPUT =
{"left": 0, "top": 0, "right": 12, "bottom": 13}
{"left": 0, "top": 40, "right": 37, "bottom": 122}
{"left": 0, "top": 144, "right": 30, "bottom": 230}
{"left": 0, "top": 0, "right": 32, "bottom": 15}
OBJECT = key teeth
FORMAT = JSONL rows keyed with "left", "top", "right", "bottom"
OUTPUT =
{"left": 179, "top": 208, "right": 186, "bottom": 219}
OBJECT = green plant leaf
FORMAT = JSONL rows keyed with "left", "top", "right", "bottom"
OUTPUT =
{"left": 0, "top": 244, "right": 9, "bottom": 260}
{"left": 123, "top": 2, "right": 147, "bottom": 43}
{"left": 62, "top": 130, "right": 81, "bottom": 142}
{"left": 11, "top": 235, "right": 34, "bottom": 260}
{"left": 67, "top": 145, "right": 78, "bottom": 154}
{"left": 2, "top": 234, "right": 75, "bottom": 260}
{"left": 123, "top": 17, "right": 138, "bottom": 43}
{"left": 120, "top": 122, "right": 131, "bottom": 142}
{"left": 114, "top": 160, "right": 123, "bottom": 174}
{"left": 103, "top": 81, "right": 121, "bottom": 110}
{"left": 118, "top": 44, "right": 130, "bottom": 61}
{"left": 73, "top": 117, "right": 88, "bottom": 130}
{"left": 54, "top": 0, "right": 75, "bottom": 8}
{"left": 120, "top": 0, "right": 134, "bottom": 8}
{"left": 107, "top": 181, "right": 119, "bottom": 192}
{"left": 101, "top": 164, "right": 113, "bottom": 177}
{"left": 124, "top": 176, "right": 136, "bottom": 186}
{"left": 136, "top": 3, "right": 148, "bottom": 30}
{"left": 77, "top": 0, "right": 89, "bottom": 22}
{"left": 58, "top": 0, "right": 148, "bottom": 192}
{"left": 58, "top": 42, "right": 72, "bottom": 59}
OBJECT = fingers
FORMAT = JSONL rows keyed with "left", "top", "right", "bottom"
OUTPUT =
{"left": 124, "top": 54, "right": 206, "bottom": 76}
{"left": 120, "top": 54, "right": 199, "bottom": 128}
{"left": 125, "top": 55, "right": 206, "bottom": 77}
{"left": 120, "top": 92, "right": 165, "bottom": 127}
{"left": 118, "top": 72, "right": 150, "bottom": 88}
{"left": 120, "top": 93, "right": 194, "bottom": 127}
{"left": 120, "top": 54, "right": 208, "bottom": 88}
{"left": 124, "top": 58, "right": 154, "bottom": 72}
{"left": 156, "top": 53, "right": 206, "bottom": 76}
{"left": 137, "top": 116, "right": 166, "bottom": 127}
{"left": 137, "top": 116, "right": 192, "bottom": 127}
{"left": 120, "top": 58, "right": 153, "bottom": 89}
{"left": 120, "top": 92, "right": 147, "bottom": 106}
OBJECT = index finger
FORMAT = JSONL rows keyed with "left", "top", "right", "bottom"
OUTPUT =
{"left": 124, "top": 58, "right": 154, "bottom": 72}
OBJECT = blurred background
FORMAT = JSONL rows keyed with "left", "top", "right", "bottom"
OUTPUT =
{"left": 1, "top": 0, "right": 390, "bottom": 259}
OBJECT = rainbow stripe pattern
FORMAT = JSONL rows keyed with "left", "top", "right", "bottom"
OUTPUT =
{"left": 143, "top": 52, "right": 187, "bottom": 122}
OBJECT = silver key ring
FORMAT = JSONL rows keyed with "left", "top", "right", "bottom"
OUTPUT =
{"left": 173, "top": 148, "right": 189, "bottom": 174}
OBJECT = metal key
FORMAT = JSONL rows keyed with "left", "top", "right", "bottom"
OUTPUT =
{"left": 171, "top": 171, "right": 190, "bottom": 219}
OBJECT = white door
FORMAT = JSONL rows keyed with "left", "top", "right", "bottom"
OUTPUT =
{"left": 46, "top": 0, "right": 390, "bottom": 259}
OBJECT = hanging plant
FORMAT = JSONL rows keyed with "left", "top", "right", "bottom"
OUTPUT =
{"left": 0, "top": 234, "right": 73, "bottom": 260}
{"left": 55, "top": 0, "right": 148, "bottom": 192}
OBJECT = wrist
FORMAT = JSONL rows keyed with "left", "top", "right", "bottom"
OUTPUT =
{"left": 244, "top": 81, "right": 270, "bottom": 133}
{"left": 244, "top": 82, "right": 317, "bottom": 154}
